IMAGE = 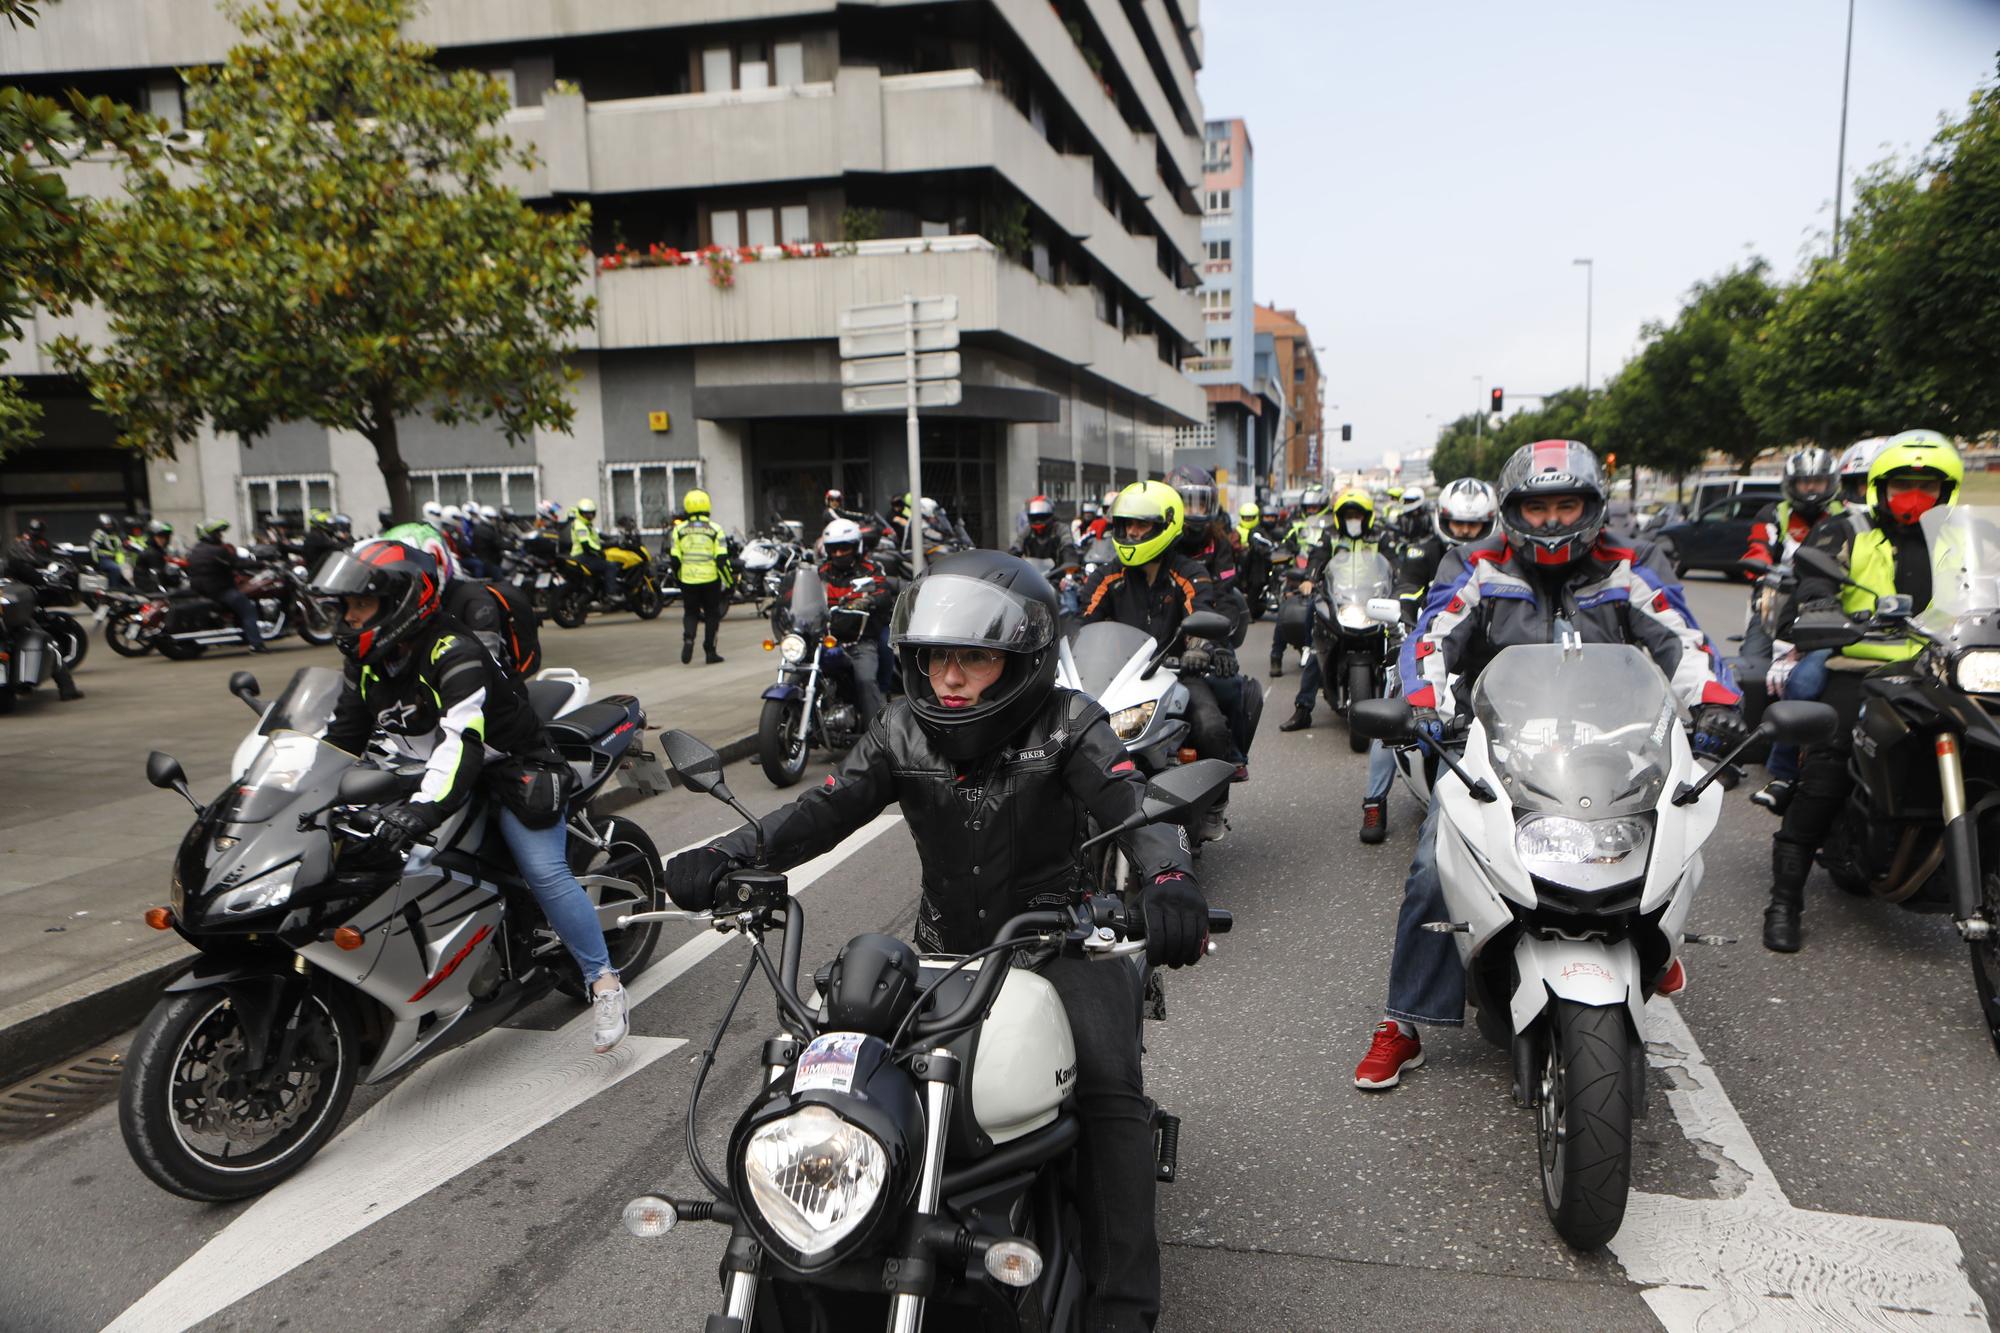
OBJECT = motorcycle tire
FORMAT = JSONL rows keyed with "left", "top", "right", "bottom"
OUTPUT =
{"left": 759, "top": 696, "right": 811, "bottom": 788}
{"left": 0, "top": 684, "right": 14, "bottom": 715}
{"left": 556, "top": 815, "right": 666, "bottom": 1000}
{"left": 43, "top": 612, "right": 87, "bottom": 670}
{"left": 119, "top": 984, "right": 359, "bottom": 1202}
{"left": 552, "top": 585, "right": 590, "bottom": 630}
{"left": 294, "top": 596, "right": 337, "bottom": 646}
{"left": 1972, "top": 868, "right": 2000, "bottom": 1059}
{"left": 155, "top": 634, "right": 207, "bottom": 660}
{"left": 1346, "top": 661, "right": 1376, "bottom": 754}
{"left": 630, "top": 579, "right": 663, "bottom": 621}
{"left": 1536, "top": 1000, "right": 1634, "bottom": 1250}
{"left": 106, "top": 610, "right": 154, "bottom": 657}
{"left": 1819, "top": 822, "right": 1873, "bottom": 898}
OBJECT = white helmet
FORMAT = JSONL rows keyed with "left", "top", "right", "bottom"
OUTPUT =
{"left": 1839, "top": 436, "right": 1890, "bottom": 503}
{"left": 536, "top": 498, "right": 565, "bottom": 524}
{"left": 919, "top": 497, "right": 941, "bottom": 520}
{"left": 421, "top": 500, "right": 444, "bottom": 523}
{"left": 441, "top": 504, "right": 464, "bottom": 523}
{"left": 1400, "top": 485, "right": 1426, "bottom": 514}
{"left": 478, "top": 504, "right": 500, "bottom": 520}
{"left": 820, "top": 517, "right": 863, "bottom": 549}
{"left": 1433, "top": 477, "right": 1498, "bottom": 547}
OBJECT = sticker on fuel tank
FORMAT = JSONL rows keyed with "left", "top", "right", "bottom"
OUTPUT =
{"left": 793, "top": 1031, "right": 867, "bottom": 1094}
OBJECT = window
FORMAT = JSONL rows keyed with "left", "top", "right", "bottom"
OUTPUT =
{"left": 1205, "top": 189, "right": 1232, "bottom": 215}
{"left": 488, "top": 66, "right": 518, "bottom": 106}
{"left": 709, "top": 199, "right": 811, "bottom": 248}
{"left": 774, "top": 41, "right": 805, "bottom": 87}
{"left": 781, "top": 205, "right": 810, "bottom": 243}
{"left": 710, "top": 209, "right": 741, "bottom": 248}
{"left": 410, "top": 466, "right": 540, "bottom": 515}
{"left": 1201, "top": 288, "right": 1232, "bottom": 317}
{"left": 244, "top": 474, "right": 334, "bottom": 533}
{"left": 744, "top": 207, "right": 777, "bottom": 247}
{"left": 738, "top": 42, "right": 771, "bottom": 90}
{"left": 608, "top": 462, "right": 703, "bottom": 538}
{"left": 1203, "top": 137, "right": 1231, "bottom": 170}
{"left": 1204, "top": 239, "right": 1231, "bottom": 263}
{"left": 701, "top": 47, "right": 732, "bottom": 93}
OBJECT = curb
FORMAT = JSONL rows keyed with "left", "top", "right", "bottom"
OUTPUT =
{"left": 0, "top": 728, "right": 759, "bottom": 1087}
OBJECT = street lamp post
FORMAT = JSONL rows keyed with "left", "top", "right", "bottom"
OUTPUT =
{"left": 1833, "top": 0, "right": 1856, "bottom": 259}
{"left": 1573, "top": 258, "right": 1594, "bottom": 394}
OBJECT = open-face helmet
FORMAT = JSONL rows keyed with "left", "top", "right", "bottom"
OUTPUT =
{"left": 1495, "top": 440, "right": 1608, "bottom": 567}
{"left": 310, "top": 539, "right": 443, "bottom": 666}
{"left": 1781, "top": 447, "right": 1839, "bottom": 521}
{"left": 825, "top": 488, "right": 844, "bottom": 509}
{"left": 1867, "top": 429, "right": 1962, "bottom": 528}
{"left": 889, "top": 550, "right": 1059, "bottom": 763}
{"left": 1433, "top": 478, "right": 1498, "bottom": 547}
{"left": 1108, "top": 480, "right": 1184, "bottom": 566}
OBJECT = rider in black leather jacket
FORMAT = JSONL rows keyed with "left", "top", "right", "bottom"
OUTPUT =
{"left": 666, "top": 551, "right": 1206, "bottom": 1333}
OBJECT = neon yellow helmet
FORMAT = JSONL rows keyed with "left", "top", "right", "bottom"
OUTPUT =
{"left": 1332, "top": 487, "right": 1375, "bottom": 521}
{"left": 683, "top": 488, "right": 711, "bottom": 516}
{"left": 1867, "top": 429, "right": 1962, "bottom": 525}
{"left": 1239, "top": 500, "right": 1260, "bottom": 520}
{"left": 1109, "top": 480, "right": 1185, "bottom": 567}
{"left": 575, "top": 497, "right": 598, "bottom": 517}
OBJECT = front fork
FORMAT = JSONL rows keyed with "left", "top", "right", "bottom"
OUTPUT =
{"left": 1936, "top": 737, "right": 1995, "bottom": 942}
{"left": 887, "top": 1049, "right": 960, "bottom": 1333}
{"left": 717, "top": 1037, "right": 803, "bottom": 1328}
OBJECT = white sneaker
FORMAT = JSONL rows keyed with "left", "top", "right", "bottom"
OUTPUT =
{"left": 591, "top": 981, "right": 628, "bottom": 1053}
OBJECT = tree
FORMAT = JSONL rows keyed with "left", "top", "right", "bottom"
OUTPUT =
{"left": 55, "top": 0, "right": 593, "bottom": 520}
{"left": 0, "top": 0, "right": 165, "bottom": 452}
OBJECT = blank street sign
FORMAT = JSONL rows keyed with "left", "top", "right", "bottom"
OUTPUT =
{"left": 840, "top": 351, "right": 962, "bottom": 388}
{"left": 839, "top": 325, "right": 960, "bottom": 358}
{"left": 839, "top": 295, "right": 959, "bottom": 331}
{"left": 841, "top": 380, "right": 964, "bottom": 413}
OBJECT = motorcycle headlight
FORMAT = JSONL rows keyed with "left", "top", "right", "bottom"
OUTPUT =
{"left": 1515, "top": 815, "right": 1652, "bottom": 892}
{"left": 1956, "top": 649, "right": 2000, "bottom": 694}
{"left": 779, "top": 633, "right": 808, "bottom": 664}
{"left": 742, "top": 1105, "right": 888, "bottom": 1259}
{"left": 1109, "top": 700, "right": 1157, "bottom": 740}
{"left": 1336, "top": 603, "right": 1372, "bottom": 630}
{"left": 213, "top": 862, "right": 300, "bottom": 915}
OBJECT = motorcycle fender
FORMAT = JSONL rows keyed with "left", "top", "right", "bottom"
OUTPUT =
{"left": 762, "top": 681, "right": 804, "bottom": 704}
{"left": 1509, "top": 936, "right": 1642, "bottom": 1036}
{"left": 166, "top": 962, "right": 306, "bottom": 1072}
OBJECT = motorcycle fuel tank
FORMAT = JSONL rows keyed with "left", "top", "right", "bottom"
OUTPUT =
{"left": 917, "top": 959, "right": 1078, "bottom": 1145}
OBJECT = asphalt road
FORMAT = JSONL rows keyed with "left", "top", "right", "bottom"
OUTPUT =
{"left": 2, "top": 573, "right": 1996, "bottom": 1331}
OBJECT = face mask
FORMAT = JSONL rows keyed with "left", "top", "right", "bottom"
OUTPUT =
{"left": 1343, "top": 517, "right": 1364, "bottom": 538}
{"left": 1885, "top": 489, "right": 1938, "bottom": 525}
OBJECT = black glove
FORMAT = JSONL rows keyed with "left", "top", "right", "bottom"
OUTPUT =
{"left": 1179, "top": 640, "right": 1212, "bottom": 673}
{"left": 1692, "top": 703, "right": 1748, "bottom": 758}
{"left": 366, "top": 802, "right": 436, "bottom": 860}
{"left": 1141, "top": 871, "right": 1209, "bottom": 969}
{"left": 665, "top": 845, "right": 737, "bottom": 912}
{"left": 1207, "top": 644, "right": 1240, "bottom": 678}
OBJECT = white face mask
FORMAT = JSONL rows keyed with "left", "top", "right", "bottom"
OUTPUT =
{"left": 1343, "top": 516, "right": 1365, "bottom": 538}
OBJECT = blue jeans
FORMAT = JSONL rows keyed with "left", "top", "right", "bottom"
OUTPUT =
{"left": 212, "top": 585, "right": 264, "bottom": 647}
{"left": 1384, "top": 801, "right": 1464, "bottom": 1027}
{"left": 1293, "top": 652, "right": 1322, "bottom": 713}
{"left": 1366, "top": 739, "right": 1396, "bottom": 801}
{"left": 495, "top": 806, "right": 614, "bottom": 984}
{"left": 1766, "top": 648, "right": 1832, "bottom": 783}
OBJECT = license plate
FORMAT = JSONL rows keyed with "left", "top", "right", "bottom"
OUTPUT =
{"left": 535, "top": 573, "right": 552, "bottom": 588}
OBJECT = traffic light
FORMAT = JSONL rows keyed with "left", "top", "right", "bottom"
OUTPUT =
{"left": 1490, "top": 387, "right": 1504, "bottom": 414}
{"left": 1340, "top": 423, "right": 1352, "bottom": 442}
{"left": 1605, "top": 453, "right": 1617, "bottom": 472}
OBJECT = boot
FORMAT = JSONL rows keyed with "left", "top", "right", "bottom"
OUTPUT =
{"left": 1763, "top": 841, "right": 1810, "bottom": 953}
{"left": 1278, "top": 706, "right": 1312, "bottom": 732}
{"left": 57, "top": 681, "right": 83, "bottom": 702}
{"left": 1358, "top": 797, "right": 1388, "bottom": 844}
{"left": 704, "top": 645, "right": 724, "bottom": 665}
{"left": 1750, "top": 780, "right": 1794, "bottom": 814}
{"left": 1269, "top": 656, "right": 1284, "bottom": 679}
{"left": 680, "top": 639, "right": 694, "bottom": 665}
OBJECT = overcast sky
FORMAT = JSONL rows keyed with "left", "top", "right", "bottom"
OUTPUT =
{"left": 1196, "top": 0, "right": 2000, "bottom": 471}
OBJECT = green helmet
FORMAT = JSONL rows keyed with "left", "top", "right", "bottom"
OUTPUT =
{"left": 1866, "top": 429, "right": 1963, "bottom": 526}
{"left": 1109, "top": 480, "right": 1184, "bottom": 567}
{"left": 196, "top": 518, "right": 229, "bottom": 539}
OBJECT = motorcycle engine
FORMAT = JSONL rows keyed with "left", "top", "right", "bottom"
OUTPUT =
{"left": 821, "top": 702, "right": 859, "bottom": 739}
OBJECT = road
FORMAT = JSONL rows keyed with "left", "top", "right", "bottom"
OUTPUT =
{"left": 1, "top": 573, "right": 1995, "bottom": 1331}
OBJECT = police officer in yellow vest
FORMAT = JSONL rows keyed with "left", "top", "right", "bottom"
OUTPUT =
{"left": 569, "top": 498, "right": 617, "bottom": 602}
{"left": 671, "top": 488, "right": 730, "bottom": 664}
{"left": 1764, "top": 430, "right": 1964, "bottom": 952}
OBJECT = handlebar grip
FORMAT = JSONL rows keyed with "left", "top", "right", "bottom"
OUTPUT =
{"left": 1206, "top": 909, "right": 1233, "bottom": 934}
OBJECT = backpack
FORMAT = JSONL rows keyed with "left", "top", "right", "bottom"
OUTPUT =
{"left": 446, "top": 578, "right": 541, "bottom": 677}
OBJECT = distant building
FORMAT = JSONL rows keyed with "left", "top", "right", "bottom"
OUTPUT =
{"left": 1254, "top": 305, "right": 1323, "bottom": 488}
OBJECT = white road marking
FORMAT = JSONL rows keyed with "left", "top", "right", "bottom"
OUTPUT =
{"left": 1610, "top": 997, "right": 1989, "bottom": 1329}
{"left": 104, "top": 810, "right": 904, "bottom": 1332}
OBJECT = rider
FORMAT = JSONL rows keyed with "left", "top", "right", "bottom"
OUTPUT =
{"left": 1166, "top": 464, "right": 1260, "bottom": 774}
{"left": 4, "top": 517, "right": 54, "bottom": 581}
{"left": 312, "top": 539, "right": 628, "bottom": 1053}
{"left": 1074, "top": 498, "right": 1105, "bottom": 545}
{"left": 185, "top": 519, "right": 268, "bottom": 654}
{"left": 1396, "top": 485, "right": 1429, "bottom": 542}
{"left": 1278, "top": 487, "right": 1397, "bottom": 732}
{"left": 670, "top": 488, "right": 729, "bottom": 665}
{"left": 817, "top": 517, "right": 897, "bottom": 723}
{"left": 302, "top": 508, "right": 348, "bottom": 576}
{"left": 1236, "top": 499, "right": 1260, "bottom": 546}
{"left": 1837, "top": 437, "right": 1890, "bottom": 510}
{"left": 822, "top": 487, "right": 863, "bottom": 531}
{"left": 89, "top": 512, "right": 130, "bottom": 589}
{"left": 1762, "top": 429, "right": 1963, "bottom": 953}
{"left": 131, "top": 519, "right": 177, "bottom": 594}
{"left": 663, "top": 550, "right": 1207, "bottom": 1333}
{"left": 1011, "top": 494, "right": 1077, "bottom": 564}
{"left": 568, "top": 498, "right": 616, "bottom": 604}
{"left": 1744, "top": 447, "right": 1844, "bottom": 814}
{"left": 1270, "top": 483, "right": 1334, "bottom": 678}
{"left": 1348, "top": 478, "right": 1499, "bottom": 843}
{"left": 471, "top": 504, "right": 505, "bottom": 575}
{"left": 1353, "top": 441, "right": 1745, "bottom": 1091}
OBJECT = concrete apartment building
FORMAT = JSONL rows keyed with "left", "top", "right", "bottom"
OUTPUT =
{"left": 0, "top": 0, "right": 1209, "bottom": 546}
{"left": 1254, "top": 304, "right": 1322, "bottom": 489}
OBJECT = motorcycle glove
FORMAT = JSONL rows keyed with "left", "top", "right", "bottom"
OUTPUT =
{"left": 1206, "top": 644, "right": 1240, "bottom": 679}
{"left": 1179, "top": 641, "right": 1212, "bottom": 673}
{"left": 665, "top": 845, "right": 737, "bottom": 913}
{"left": 367, "top": 802, "right": 437, "bottom": 860}
{"left": 1410, "top": 706, "right": 1445, "bottom": 743}
{"left": 1766, "top": 649, "right": 1799, "bottom": 699}
{"left": 1142, "top": 871, "right": 1209, "bottom": 969}
{"left": 1691, "top": 704, "right": 1748, "bottom": 759}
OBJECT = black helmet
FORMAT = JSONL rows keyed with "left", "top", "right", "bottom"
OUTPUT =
{"left": 1163, "top": 465, "right": 1218, "bottom": 554}
{"left": 1781, "top": 446, "right": 1838, "bottom": 520}
{"left": 25, "top": 517, "right": 46, "bottom": 537}
{"left": 309, "top": 539, "right": 443, "bottom": 666}
{"left": 889, "top": 550, "right": 1059, "bottom": 763}
{"left": 1495, "top": 440, "right": 1608, "bottom": 568}
{"left": 145, "top": 519, "right": 173, "bottom": 541}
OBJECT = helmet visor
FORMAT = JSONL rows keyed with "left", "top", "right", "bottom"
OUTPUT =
{"left": 308, "top": 549, "right": 394, "bottom": 598}
{"left": 890, "top": 574, "right": 1055, "bottom": 653}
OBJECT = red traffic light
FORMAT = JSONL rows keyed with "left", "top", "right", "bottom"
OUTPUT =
{"left": 1489, "top": 387, "right": 1504, "bottom": 413}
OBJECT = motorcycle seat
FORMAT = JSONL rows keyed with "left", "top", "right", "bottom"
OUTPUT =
{"left": 526, "top": 678, "right": 578, "bottom": 722}
{"left": 545, "top": 697, "right": 637, "bottom": 745}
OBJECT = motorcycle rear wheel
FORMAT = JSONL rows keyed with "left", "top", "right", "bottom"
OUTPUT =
{"left": 156, "top": 634, "right": 207, "bottom": 660}
{"left": 106, "top": 609, "right": 153, "bottom": 657}
{"left": 630, "top": 579, "right": 664, "bottom": 621}
{"left": 119, "top": 985, "right": 359, "bottom": 1201}
{"left": 1345, "top": 661, "right": 1375, "bottom": 754}
{"left": 294, "top": 596, "right": 337, "bottom": 646}
{"left": 759, "top": 697, "right": 810, "bottom": 787}
{"left": 552, "top": 585, "right": 590, "bottom": 629}
{"left": 1972, "top": 870, "right": 2000, "bottom": 1059}
{"left": 556, "top": 816, "right": 665, "bottom": 999}
{"left": 43, "top": 611, "right": 87, "bottom": 670}
{"left": 1536, "top": 1000, "right": 1634, "bottom": 1249}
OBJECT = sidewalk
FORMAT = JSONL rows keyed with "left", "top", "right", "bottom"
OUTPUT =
{"left": 0, "top": 603, "right": 779, "bottom": 1084}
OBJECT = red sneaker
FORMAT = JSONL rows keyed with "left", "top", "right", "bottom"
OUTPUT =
{"left": 1353, "top": 1021, "right": 1423, "bottom": 1090}
{"left": 1660, "top": 957, "right": 1686, "bottom": 996}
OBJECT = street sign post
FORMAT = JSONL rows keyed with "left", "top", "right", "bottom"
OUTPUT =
{"left": 839, "top": 294, "right": 962, "bottom": 575}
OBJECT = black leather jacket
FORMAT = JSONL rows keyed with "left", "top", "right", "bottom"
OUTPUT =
{"left": 1077, "top": 554, "right": 1218, "bottom": 645}
{"left": 1011, "top": 524, "right": 1077, "bottom": 564}
{"left": 710, "top": 689, "right": 1193, "bottom": 954}
{"left": 185, "top": 537, "right": 251, "bottom": 598}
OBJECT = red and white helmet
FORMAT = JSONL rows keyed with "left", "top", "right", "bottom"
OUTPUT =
{"left": 309, "top": 539, "right": 443, "bottom": 666}
{"left": 1025, "top": 494, "right": 1055, "bottom": 528}
{"left": 1496, "top": 440, "right": 1608, "bottom": 567}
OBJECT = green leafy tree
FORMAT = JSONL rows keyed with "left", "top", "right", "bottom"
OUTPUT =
{"left": 55, "top": 0, "right": 593, "bottom": 520}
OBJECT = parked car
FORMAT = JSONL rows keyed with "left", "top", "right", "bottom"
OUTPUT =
{"left": 1686, "top": 475, "right": 1781, "bottom": 518}
{"left": 1653, "top": 491, "right": 1775, "bottom": 578}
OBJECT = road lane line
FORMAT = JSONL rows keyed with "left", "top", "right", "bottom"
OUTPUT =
{"left": 104, "top": 811, "right": 904, "bottom": 1332}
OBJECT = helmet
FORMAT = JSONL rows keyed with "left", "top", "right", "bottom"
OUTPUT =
{"left": 479, "top": 504, "right": 499, "bottom": 521}
{"left": 420, "top": 500, "right": 444, "bottom": 524}
{"left": 96, "top": 511, "right": 116, "bottom": 528}
{"left": 195, "top": 518, "right": 229, "bottom": 540}
{"left": 1331, "top": 487, "right": 1375, "bottom": 540}
{"left": 1496, "top": 440, "right": 1608, "bottom": 567}
{"left": 537, "top": 499, "right": 565, "bottom": 525}
{"left": 1386, "top": 485, "right": 1404, "bottom": 501}
{"left": 919, "top": 497, "right": 941, "bottom": 521}
{"left": 1839, "top": 437, "right": 1890, "bottom": 505}
{"left": 1260, "top": 499, "right": 1284, "bottom": 522}
{"left": 1781, "top": 446, "right": 1839, "bottom": 520}
{"left": 1080, "top": 500, "right": 1102, "bottom": 519}
{"left": 888, "top": 550, "right": 1060, "bottom": 763}
{"left": 1400, "top": 485, "right": 1426, "bottom": 513}
{"left": 1108, "top": 480, "right": 1185, "bottom": 566}
{"left": 310, "top": 539, "right": 444, "bottom": 666}
{"left": 1299, "top": 484, "right": 1330, "bottom": 513}
{"left": 825, "top": 488, "right": 844, "bottom": 507}
{"left": 821, "top": 517, "right": 864, "bottom": 573}
{"left": 380, "top": 520, "right": 455, "bottom": 580}
{"left": 145, "top": 519, "right": 173, "bottom": 540}
{"left": 575, "top": 497, "right": 598, "bottom": 518}
{"left": 892, "top": 492, "right": 911, "bottom": 516}
{"left": 1239, "top": 500, "right": 1260, "bottom": 521}
{"left": 25, "top": 517, "right": 46, "bottom": 537}
{"left": 681, "top": 489, "right": 710, "bottom": 517}
{"left": 1866, "top": 429, "right": 1963, "bottom": 527}
{"left": 333, "top": 512, "right": 353, "bottom": 532}
{"left": 441, "top": 504, "right": 464, "bottom": 524}
{"left": 1433, "top": 478, "right": 1498, "bottom": 547}
{"left": 308, "top": 507, "right": 334, "bottom": 531}
{"left": 1025, "top": 495, "right": 1055, "bottom": 530}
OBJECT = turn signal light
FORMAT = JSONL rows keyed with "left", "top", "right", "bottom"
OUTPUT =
{"left": 1176, "top": 747, "right": 1200, "bottom": 765}
{"left": 333, "top": 926, "right": 366, "bottom": 951}
{"left": 823, "top": 636, "right": 838, "bottom": 648}
{"left": 144, "top": 907, "right": 174, "bottom": 931}
{"left": 762, "top": 639, "right": 775, "bottom": 651}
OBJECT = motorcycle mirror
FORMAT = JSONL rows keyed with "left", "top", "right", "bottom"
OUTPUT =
{"left": 1737, "top": 557, "right": 1773, "bottom": 578}
{"left": 1789, "top": 544, "right": 1849, "bottom": 585}
{"left": 1142, "top": 758, "right": 1236, "bottom": 818}
{"left": 337, "top": 766, "right": 407, "bottom": 806}
{"left": 1788, "top": 610, "right": 1865, "bottom": 652}
{"left": 1179, "top": 610, "right": 1232, "bottom": 642}
{"left": 145, "top": 751, "right": 202, "bottom": 812}
{"left": 1350, "top": 697, "right": 1415, "bottom": 742}
{"left": 1875, "top": 593, "right": 1914, "bottom": 619}
{"left": 660, "top": 728, "right": 726, "bottom": 793}
{"left": 1365, "top": 596, "right": 1402, "bottom": 626}
{"left": 1762, "top": 700, "right": 1840, "bottom": 747}
{"left": 228, "top": 670, "right": 263, "bottom": 712}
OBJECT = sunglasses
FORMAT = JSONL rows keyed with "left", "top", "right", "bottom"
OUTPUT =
{"left": 917, "top": 646, "right": 1005, "bottom": 673}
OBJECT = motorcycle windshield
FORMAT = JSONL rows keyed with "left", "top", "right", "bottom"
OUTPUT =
{"left": 261, "top": 666, "right": 347, "bottom": 735}
{"left": 218, "top": 729, "right": 358, "bottom": 826}
{"left": 1082, "top": 537, "right": 1116, "bottom": 567}
{"left": 1471, "top": 644, "right": 1679, "bottom": 817}
{"left": 1071, "top": 621, "right": 1153, "bottom": 697}
{"left": 788, "top": 564, "right": 829, "bottom": 633}
{"left": 1322, "top": 548, "right": 1394, "bottom": 631}
{"left": 1917, "top": 505, "right": 2000, "bottom": 637}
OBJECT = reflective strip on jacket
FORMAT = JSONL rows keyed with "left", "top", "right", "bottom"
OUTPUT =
{"left": 568, "top": 516, "right": 602, "bottom": 558}
{"left": 672, "top": 517, "right": 724, "bottom": 585}
{"left": 1839, "top": 525, "right": 1926, "bottom": 662}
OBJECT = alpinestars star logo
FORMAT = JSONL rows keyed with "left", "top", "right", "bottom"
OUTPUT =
{"left": 378, "top": 700, "right": 423, "bottom": 730}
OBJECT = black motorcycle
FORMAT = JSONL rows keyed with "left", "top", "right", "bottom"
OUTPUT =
{"left": 1311, "top": 546, "right": 1398, "bottom": 752}
{"left": 0, "top": 578, "right": 64, "bottom": 714}
{"left": 757, "top": 566, "right": 875, "bottom": 787}
{"left": 1782, "top": 510, "right": 2000, "bottom": 1056}
{"left": 617, "top": 730, "right": 1234, "bottom": 1332}
{"left": 118, "top": 672, "right": 669, "bottom": 1199}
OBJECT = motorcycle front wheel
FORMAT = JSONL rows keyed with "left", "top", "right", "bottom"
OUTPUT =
{"left": 106, "top": 609, "right": 154, "bottom": 657}
{"left": 1345, "top": 660, "right": 1376, "bottom": 753}
{"left": 630, "top": 579, "right": 664, "bottom": 621}
{"left": 1971, "top": 869, "right": 2000, "bottom": 1059}
{"left": 42, "top": 612, "right": 87, "bottom": 670}
{"left": 759, "top": 696, "right": 811, "bottom": 787}
{"left": 119, "top": 984, "right": 359, "bottom": 1201}
{"left": 1536, "top": 1000, "right": 1634, "bottom": 1250}
{"left": 552, "top": 585, "right": 591, "bottom": 630}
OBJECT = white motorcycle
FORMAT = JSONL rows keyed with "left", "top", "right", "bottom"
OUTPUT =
{"left": 1353, "top": 641, "right": 1833, "bottom": 1248}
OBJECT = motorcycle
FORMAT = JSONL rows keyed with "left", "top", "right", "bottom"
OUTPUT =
{"left": 757, "top": 566, "right": 875, "bottom": 788}
{"left": 550, "top": 540, "right": 664, "bottom": 628}
{"left": 1780, "top": 506, "right": 2000, "bottom": 1055}
{"left": 1351, "top": 644, "right": 1833, "bottom": 1248}
{"left": 0, "top": 578, "right": 65, "bottom": 714}
{"left": 1311, "top": 546, "right": 1398, "bottom": 753}
{"left": 118, "top": 675, "right": 671, "bottom": 1201}
{"left": 617, "top": 729, "right": 1234, "bottom": 1332}
{"left": 738, "top": 529, "right": 806, "bottom": 617}
{"left": 114, "top": 556, "right": 335, "bottom": 659}
{"left": 1239, "top": 529, "right": 1281, "bottom": 621}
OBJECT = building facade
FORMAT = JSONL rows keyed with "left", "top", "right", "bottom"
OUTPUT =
{"left": 1254, "top": 304, "right": 1323, "bottom": 489}
{"left": 0, "top": 0, "right": 1208, "bottom": 546}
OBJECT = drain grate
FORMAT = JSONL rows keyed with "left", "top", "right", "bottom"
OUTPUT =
{"left": 0, "top": 1044, "right": 124, "bottom": 1143}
